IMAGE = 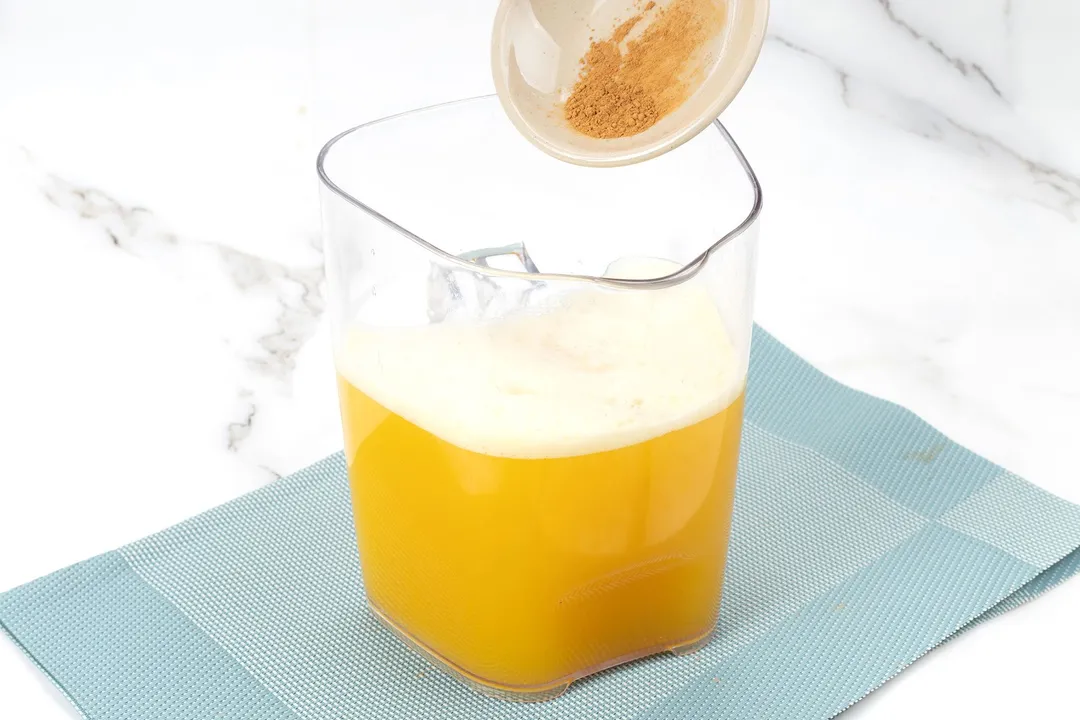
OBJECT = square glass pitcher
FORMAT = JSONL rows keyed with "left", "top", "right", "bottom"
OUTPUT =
{"left": 317, "top": 95, "right": 761, "bottom": 701}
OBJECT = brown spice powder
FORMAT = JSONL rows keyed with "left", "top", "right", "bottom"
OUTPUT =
{"left": 564, "top": 0, "right": 725, "bottom": 139}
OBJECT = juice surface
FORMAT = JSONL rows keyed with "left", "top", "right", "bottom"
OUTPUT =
{"left": 335, "top": 258, "right": 747, "bottom": 693}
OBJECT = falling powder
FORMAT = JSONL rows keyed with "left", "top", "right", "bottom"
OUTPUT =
{"left": 564, "top": 0, "right": 726, "bottom": 139}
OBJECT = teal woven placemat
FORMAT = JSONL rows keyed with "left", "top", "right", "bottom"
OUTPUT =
{"left": 3, "top": 327, "right": 1080, "bottom": 719}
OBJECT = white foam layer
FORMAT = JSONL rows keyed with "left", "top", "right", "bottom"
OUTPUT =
{"left": 336, "top": 258, "right": 744, "bottom": 459}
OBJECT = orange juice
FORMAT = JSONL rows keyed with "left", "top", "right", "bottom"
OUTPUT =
{"left": 336, "top": 259, "right": 747, "bottom": 697}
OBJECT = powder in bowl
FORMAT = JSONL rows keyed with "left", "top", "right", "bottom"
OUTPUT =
{"left": 564, "top": 0, "right": 727, "bottom": 140}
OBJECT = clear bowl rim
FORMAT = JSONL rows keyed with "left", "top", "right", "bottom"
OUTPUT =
{"left": 316, "top": 95, "right": 762, "bottom": 290}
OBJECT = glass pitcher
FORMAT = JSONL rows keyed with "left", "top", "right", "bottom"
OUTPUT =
{"left": 317, "top": 95, "right": 761, "bottom": 701}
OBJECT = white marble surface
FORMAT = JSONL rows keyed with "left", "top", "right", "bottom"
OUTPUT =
{"left": 1, "top": 0, "right": 1079, "bottom": 717}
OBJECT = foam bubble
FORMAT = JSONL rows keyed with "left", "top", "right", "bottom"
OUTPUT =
{"left": 336, "top": 258, "right": 744, "bottom": 458}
